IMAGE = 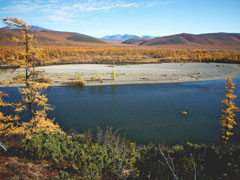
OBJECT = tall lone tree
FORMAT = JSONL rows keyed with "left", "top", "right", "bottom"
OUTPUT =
{"left": 0, "top": 17, "right": 62, "bottom": 139}
{"left": 220, "top": 76, "right": 239, "bottom": 144}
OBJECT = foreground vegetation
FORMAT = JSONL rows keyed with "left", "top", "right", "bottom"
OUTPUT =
{"left": 1, "top": 131, "right": 240, "bottom": 179}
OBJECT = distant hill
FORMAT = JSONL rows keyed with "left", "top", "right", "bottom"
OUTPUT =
{"left": 66, "top": 34, "right": 105, "bottom": 43}
{"left": 122, "top": 37, "right": 151, "bottom": 45}
{"left": 101, "top": 34, "right": 156, "bottom": 42}
{"left": 139, "top": 33, "right": 240, "bottom": 49}
{"left": 120, "top": 34, "right": 139, "bottom": 41}
{"left": 2, "top": 29, "right": 239, "bottom": 49}
{"left": 0, "top": 29, "right": 106, "bottom": 46}
{"left": 1, "top": 25, "right": 52, "bottom": 31}
{"left": 102, "top": 34, "right": 139, "bottom": 41}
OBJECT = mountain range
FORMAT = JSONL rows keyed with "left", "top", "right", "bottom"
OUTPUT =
{"left": 0, "top": 25, "right": 240, "bottom": 49}
{"left": 101, "top": 34, "right": 156, "bottom": 42}
{"left": 1, "top": 25, "right": 51, "bottom": 31}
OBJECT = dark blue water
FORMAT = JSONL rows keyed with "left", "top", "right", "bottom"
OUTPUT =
{"left": 1, "top": 78, "right": 240, "bottom": 145}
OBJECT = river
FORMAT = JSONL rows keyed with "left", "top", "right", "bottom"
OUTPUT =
{"left": 1, "top": 78, "right": 240, "bottom": 145}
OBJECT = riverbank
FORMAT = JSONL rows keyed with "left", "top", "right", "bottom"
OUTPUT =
{"left": 1, "top": 63, "right": 240, "bottom": 87}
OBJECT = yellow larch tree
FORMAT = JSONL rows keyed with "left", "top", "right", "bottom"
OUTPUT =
{"left": 220, "top": 76, "right": 239, "bottom": 144}
{"left": 0, "top": 17, "right": 63, "bottom": 139}
{"left": 0, "top": 91, "right": 20, "bottom": 136}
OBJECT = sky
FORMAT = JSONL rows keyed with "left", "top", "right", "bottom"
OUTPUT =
{"left": 0, "top": 0, "right": 239, "bottom": 38}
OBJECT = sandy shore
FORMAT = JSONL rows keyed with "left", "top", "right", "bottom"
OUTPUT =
{"left": 1, "top": 63, "right": 240, "bottom": 87}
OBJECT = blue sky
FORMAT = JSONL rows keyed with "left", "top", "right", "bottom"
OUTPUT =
{"left": 0, "top": 0, "right": 239, "bottom": 38}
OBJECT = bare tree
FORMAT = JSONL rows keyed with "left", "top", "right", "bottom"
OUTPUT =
{"left": 159, "top": 145, "right": 197, "bottom": 180}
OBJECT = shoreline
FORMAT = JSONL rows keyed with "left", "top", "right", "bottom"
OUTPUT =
{"left": 82, "top": 77, "right": 240, "bottom": 87}
{"left": 1, "top": 63, "right": 240, "bottom": 87}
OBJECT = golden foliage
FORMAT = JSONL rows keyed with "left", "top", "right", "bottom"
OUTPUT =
{"left": 1, "top": 46, "right": 240, "bottom": 66}
{"left": 65, "top": 73, "right": 85, "bottom": 86}
{"left": 0, "top": 17, "right": 63, "bottom": 139}
{"left": 0, "top": 90, "right": 20, "bottom": 136}
{"left": 90, "top": 74, "right": 97, "bottom": 81}
{"left": 220, "top": 76, "right": 240, "bottom": 144}
{"left": 0, "top": 91, "right": 12, "bottom": 107}
{"left": 9, "top": 74, "right": 25, "bottom": 84}
{"left": 2, "top": 17, "right": 30, "bottom": 29}
{"left": 21, "top": 110, "right": 62, "bottom": 139}
{"left": 98, "top": 74, "right": 103, "bottom": 82}
{"left": 37, "top": 75, "right": 51, "bottom": 83}
{"left": 112, "top": 70, "right": 116, "bottom": 80}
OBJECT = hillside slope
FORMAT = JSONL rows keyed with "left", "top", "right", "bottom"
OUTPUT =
{"left": 139, "top": 33, "right": 240, "bottom": 50}
{"left": 122, "top": 38, "right": 150, "bottom": 45}
{"left": 0, "top": 29, "right": 106, "bottom": 46}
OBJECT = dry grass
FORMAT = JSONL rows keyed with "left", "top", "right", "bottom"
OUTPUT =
{"left": 0, "top": 136, "right": 58, "bottom": 180}
{"left": 64, "top": 80, "right": 85, "bottom": 87}
{"left": 0, "top": 155, "right": 59, "bottom": 180}
{"left": 63, "top": 73, "right": 85, "bottom": 86}
{"left": 37, "top": 75, "right": 52, "bottom": 83}
{"left": 90, "top": 74, "right": 97, "bottom": 81}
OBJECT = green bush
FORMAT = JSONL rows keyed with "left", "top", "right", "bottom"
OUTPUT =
{"left": 136, "top": 143, "right": 240, "bottom": 180}
{"left": 21, "top": 133, "right": 240, "bottom": 180}
{"left": 21, "top": 133, "right": 140, "bottom": 180}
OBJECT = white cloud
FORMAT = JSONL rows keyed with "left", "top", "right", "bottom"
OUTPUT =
{"left": 1, "top": 0, "right": 55, "bottom": 13}
{"left": 146, "top": 0, "right": 176, "bottom": 7}
{"left": 0, "top": 0, "right": 139, "bottom": 13}
{"left": 71, "top": 2, "right": 139, "bottom": 11}
{"left": 47, "top": 15, "right": 78, "bottom": 23}
{"left": 0, "top": 0, "right": 175, "bottom": 23}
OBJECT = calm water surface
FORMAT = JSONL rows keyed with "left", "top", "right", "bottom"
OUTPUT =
{"left": 1, "top": 78, "right": 240, "bottom": 145}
